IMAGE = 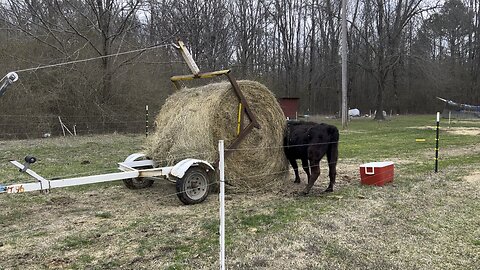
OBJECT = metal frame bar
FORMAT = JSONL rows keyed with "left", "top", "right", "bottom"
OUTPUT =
{"left": 1, "top": 160, "right": 171, "bottom": 194}
{"left": 170, "top": 42, "right": 261, "bottom": 159}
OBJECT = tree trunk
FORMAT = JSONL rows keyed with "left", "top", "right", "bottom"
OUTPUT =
{"left": 374, "top": 0, "right": 386, "bottom": 120}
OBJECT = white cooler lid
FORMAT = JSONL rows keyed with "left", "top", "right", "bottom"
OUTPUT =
{"left": 360, "top": 161, "right": 394, "bottom": 168}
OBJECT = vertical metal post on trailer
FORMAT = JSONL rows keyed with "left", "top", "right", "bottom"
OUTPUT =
{"left": 237, "top": 103, "right": 243, "bottom": 135}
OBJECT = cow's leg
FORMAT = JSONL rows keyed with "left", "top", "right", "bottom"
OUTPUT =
{"left": 289, "top": 159, "right": 301, "bottom": 183}
{"left": 301, "top": 158, "right": 310, "bottom": 181}
{"left": 302, "top": 145, "right": 328, "bottom": 195}
{"left": 325, "top": 143, "right": 339, "bottom": 192}
{"left": 302, "top": 159, "right": 320, "bottom": 195}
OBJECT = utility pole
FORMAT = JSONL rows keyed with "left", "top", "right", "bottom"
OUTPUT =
{"left": 341, "top": 0, "right": 348, "bottom": 128}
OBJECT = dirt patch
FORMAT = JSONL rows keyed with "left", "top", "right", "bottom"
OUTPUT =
{"left": 409, "top": 126, "right": 480, "bottom": 136}
{"left": 439, "top": 143, "right": 480, "bottom": 158}
{"left": 446, "top": 127, "right": 480, "bottom": 136}
{"left": 464, "top": 171, "right": 480, "bottom": 184}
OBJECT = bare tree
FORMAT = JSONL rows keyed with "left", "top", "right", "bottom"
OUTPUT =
{"left": 369, "top": 0, "right": 425, "bottom": 119}
{"left": 4, "top": 0, "right": 143, "bottom": 105}
{"left": 230, "top": 0, "right": 268, "bottom": 77}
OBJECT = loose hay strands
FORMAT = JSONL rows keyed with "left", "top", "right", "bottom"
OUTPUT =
{"left": 144, "top": 80, "right": 288, "bottom": 190}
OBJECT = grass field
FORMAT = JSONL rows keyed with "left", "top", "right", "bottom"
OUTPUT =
{"left": 0, "top": 115, "right": 479, "bottom": 269}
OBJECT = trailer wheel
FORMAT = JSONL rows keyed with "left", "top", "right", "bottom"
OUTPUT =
{"left": 175, "top": 167, "right": 211, "bottom": 205}
{"left": 122, "top": 155, "right": 154, "bottom": 189}
{"left": 123, "top": 175, "right": 154, "bottom": 189}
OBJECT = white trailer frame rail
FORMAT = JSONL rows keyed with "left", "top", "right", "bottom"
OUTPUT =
{"left": 0, "top": 160, "right": 161, "bottom": 194}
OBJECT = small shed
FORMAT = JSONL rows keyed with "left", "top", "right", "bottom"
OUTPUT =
{"left": 278, "top": 97, "right": 300, "bottom": 119}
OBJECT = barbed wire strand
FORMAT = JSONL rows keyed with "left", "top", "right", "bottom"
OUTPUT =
{"left": 11, "top": 43, "right": 174, "bottom": 74}
{"left": 0, "top": 143, "right": 447, "bottom": 205}
{"left": 0, "top": 114, "right": 151, "bottom": 118}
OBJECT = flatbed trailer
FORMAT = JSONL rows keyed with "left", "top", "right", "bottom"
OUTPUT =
{"left": 0, "top": 154, "right": 215, "bottom": 205}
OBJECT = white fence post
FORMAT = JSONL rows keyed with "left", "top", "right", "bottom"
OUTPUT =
{"left": 218, "top": 140, "right": 225, "bottom": 270}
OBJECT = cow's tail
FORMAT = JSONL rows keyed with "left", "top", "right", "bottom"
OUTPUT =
{"left": 327, "top": 126, "right": 339, "bottom": 165}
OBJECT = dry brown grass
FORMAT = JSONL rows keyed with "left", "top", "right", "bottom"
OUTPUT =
{"left": 1, "top": 115, "right": 479, "bottom": 269}
{"left": 227, "top": 167, "right": 480, "bottom": 270}
{"left": 2, "top": 156, "right": 478, "bottom": 269}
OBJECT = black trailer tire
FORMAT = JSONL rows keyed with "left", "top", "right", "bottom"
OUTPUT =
{"left": 123, "top": 176, "right": 154, "bottom": 189}
{"left": 175, "top": 167, "right": 211, "bottom": 205}
{"left": 123, "top": 156, "right": 154, "bottom": 189}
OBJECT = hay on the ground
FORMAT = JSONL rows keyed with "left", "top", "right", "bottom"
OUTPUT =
{"left": 144, "top": 80, "right": 288, "bottom": 190}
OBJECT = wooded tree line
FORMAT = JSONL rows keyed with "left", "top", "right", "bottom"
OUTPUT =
{"left": 0, "top": 0, "right": 479, "bottom": 137}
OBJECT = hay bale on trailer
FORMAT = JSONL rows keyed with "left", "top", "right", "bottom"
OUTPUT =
{"left": 144, "top": 80, "right": 288, "bottom": 190}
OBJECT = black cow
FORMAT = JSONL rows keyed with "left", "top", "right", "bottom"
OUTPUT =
{"left": 284, "top": 121, "right": 339, "bottom": 195}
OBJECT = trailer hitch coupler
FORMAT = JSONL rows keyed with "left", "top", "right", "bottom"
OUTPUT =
{"left": 20, "top": 156, "right": 37, "bottom": 172}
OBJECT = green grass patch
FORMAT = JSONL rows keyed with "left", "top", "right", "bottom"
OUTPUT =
{"left": 77, "top": 254, "right": 94, "bottom": 264}
{"left": 58, "top": 234, "right": 96, "bottom": 251}
{"left": 166, "top": 264, "right": 186, "bottom": 270}
{"left": 94, "top": 211, "right": 113, "bottom": 219}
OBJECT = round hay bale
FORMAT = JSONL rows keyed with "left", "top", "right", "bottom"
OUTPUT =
{"left": 144, "top": 80, "right": 288, "bottom": 190}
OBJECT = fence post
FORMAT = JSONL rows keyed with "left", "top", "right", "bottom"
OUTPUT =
{"left": 435, "top": 112, "right": 440, "bottom": 173}
{"left": 58, "top": 116, "right": 66, "bottom": 137}
{"left": 218, "top": 140, "right": 225, "bottom": 270}
{"left": 448, "top": 111, "right": 451, "bottom": 128}
{"left": 145, "top": 105, "right": 149, "bottom": 138}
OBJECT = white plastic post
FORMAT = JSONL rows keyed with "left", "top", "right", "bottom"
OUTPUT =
{"left": 435, "top": 112, "right": 440, "bottom": 173}
{"left": 448, "top": 111, "right": 451, "bottom": 128}
{"left": 218, "top": 140, "right": 225, "bottom": 270}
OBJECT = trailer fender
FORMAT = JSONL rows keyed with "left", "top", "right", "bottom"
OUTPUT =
{"left": 121, "top": 153, "right": 156, "bottom": 169}
{"left": 124, "top": 153, "right": 147, "bottom": 163}
{"left": 170, "top": 159, "right": 215, "bottom": 179}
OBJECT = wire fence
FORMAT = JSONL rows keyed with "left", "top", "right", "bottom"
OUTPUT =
{"left": 0, "top": 135, "right": 472, "bottom": 270}
{"left": 0, "top": 113, "right": 149, "bottom": 139}
{"left": 0, "top": 111, "right": 460, "bottom": 198}
{"left": 1, "top": 137, "right": 414, "bottom": 193}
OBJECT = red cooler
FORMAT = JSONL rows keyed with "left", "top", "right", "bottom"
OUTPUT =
{"left": 359, "top": 161, "right": 394, "bottom": 186}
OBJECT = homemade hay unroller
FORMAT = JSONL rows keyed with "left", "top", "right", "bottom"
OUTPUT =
{"left": 144, "top": 80, "right": 288, "bottom": 191}
{"left": 0, "top": 41, "right": 288, "bottom": 204}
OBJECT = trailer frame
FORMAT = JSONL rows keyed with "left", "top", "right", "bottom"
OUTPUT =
{"left": 0, "top": 154, "right": 215, "bottom": 204}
